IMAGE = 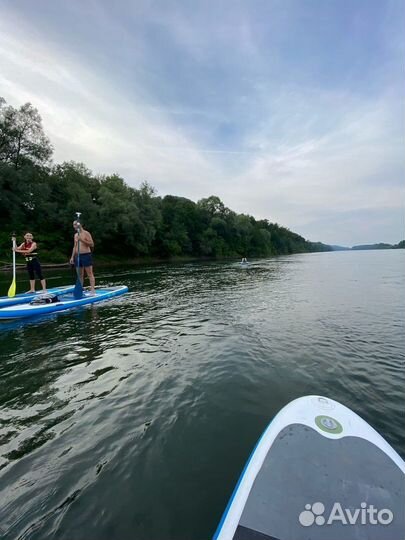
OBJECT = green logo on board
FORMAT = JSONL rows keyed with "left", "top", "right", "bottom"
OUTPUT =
{"left": 315, "top": 415, "right": 343, "bottom": 434}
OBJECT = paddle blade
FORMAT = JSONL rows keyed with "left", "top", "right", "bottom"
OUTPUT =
{"left": 7, "top": 278, "right": 16, "bottom": 298}
{"left": 73, "top": 278, "right": 83, "bottom": 299}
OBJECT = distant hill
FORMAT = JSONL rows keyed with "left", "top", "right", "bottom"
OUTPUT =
{"left": 352, "top": 243, "right": 393, "bottom": 250}
{"left": 352, "top": 242, "right": 404, "bottom": 250}
{"left": 329, "top": 241, "right": 404, "bottom": 251}
{"left": 308, "top": 241, "right": 334, "bottom": 252}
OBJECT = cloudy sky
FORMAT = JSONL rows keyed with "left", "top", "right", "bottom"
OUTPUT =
{"left": 1, "top": 0, "right": 404, "bottom": 246}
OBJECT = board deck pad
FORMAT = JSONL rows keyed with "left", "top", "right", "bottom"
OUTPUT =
{"left": 235, "top": 424, "right": 404, "bottom": 539}
{"left": 214, "top": 396, "right": 405, "bottom": 540}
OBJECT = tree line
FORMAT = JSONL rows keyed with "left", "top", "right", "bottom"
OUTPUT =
{"left": 0, "top": 97, "right": 331, "bottom": 264}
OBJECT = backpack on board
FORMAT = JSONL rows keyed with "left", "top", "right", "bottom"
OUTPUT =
{"left": 30, "top": 293, "right": 60, "bottom": 305}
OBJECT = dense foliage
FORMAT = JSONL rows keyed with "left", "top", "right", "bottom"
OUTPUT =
{"left": 1, "top": 98, "right": 330, "bottom": 263}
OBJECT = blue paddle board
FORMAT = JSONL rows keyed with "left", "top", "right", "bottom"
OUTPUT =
{"left": 214, "top": 395, "right": 405, "bottom": 540}
{"left": 0, "top": 286, "right": 128, "bottom": 319}
{"left": 0, "top": 285, "right": 75, "bottom": 308}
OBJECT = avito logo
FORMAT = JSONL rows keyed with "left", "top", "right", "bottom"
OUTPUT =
{"left": 299, "top": 501, "right": 393, "bottom": 527}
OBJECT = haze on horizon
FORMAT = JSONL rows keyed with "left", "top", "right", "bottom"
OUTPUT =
{"left": 1, "top": 0, "right": 404, "bottom": 247}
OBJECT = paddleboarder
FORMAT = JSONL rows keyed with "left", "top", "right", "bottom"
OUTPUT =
{"left": 13, "top": 232, "right": 47, "bottom": 293}
{"left": 70, "top": 220, "right": 96, "bottom": 295}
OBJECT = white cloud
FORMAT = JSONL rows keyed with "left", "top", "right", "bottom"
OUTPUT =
{"left": 0, "top": 3, "right": 403, "bottom": 245}
{"left": 0, "top": 14, "right": 220, "bottom": 190}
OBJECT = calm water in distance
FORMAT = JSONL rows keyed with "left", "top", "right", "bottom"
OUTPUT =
{"left": 0, "top": 250, "right": 404, "bottom": 539}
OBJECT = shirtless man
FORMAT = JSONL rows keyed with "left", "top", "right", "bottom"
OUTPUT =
{"left": 70, "top": 220, "right": 96, "bottom": 294}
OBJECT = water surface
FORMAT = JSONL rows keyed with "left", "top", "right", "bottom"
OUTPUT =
{"left": 0, "top": 250, "right": 404, "bottom": 539}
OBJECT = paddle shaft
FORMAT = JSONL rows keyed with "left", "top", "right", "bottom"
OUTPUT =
{"left": 77, "top": 223, "right": 81, "bottom": 270}
{"left": 75, "top": 211, "right": 82, "bottom": 277}
{"left": 73, "top": 213, "right": 84, "bottom": 299}
{"left": 7, "top": 235, "right": 17, "bottom": 297}
{"left": 12, "top": 236, "right": 16, "bottom": 281}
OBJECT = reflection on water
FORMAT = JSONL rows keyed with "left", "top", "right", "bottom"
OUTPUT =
{"left": 0, "top": 251, "right": 404, "bottom": 539}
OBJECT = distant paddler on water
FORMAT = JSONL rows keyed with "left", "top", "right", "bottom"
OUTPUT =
{"left": 13, "top": 232, "right": 47, "bottom": 294}
{"left": 70, "top": 215, "right": 96, "bottom": 297}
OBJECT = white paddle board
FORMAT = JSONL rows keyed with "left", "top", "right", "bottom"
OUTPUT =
{"left": 214, "top": 395, "right": 405, "bottom": 540}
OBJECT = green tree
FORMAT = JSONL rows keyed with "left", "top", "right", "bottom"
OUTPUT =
{"left": 0, "top": 98, "right": 53, "bottom": 169}
{"left": 96, "top": 174, "right": 141, "bottom": 255}
{"left": 0, "top": 98, "right": 335, "bottom": 263}
{"left": 156, "top": 196, "right": 204, "bottom": 256}
{"left": 132, "top": 182, "right": 162, "bottom": 254}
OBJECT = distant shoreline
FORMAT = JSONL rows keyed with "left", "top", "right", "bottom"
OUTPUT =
{"left": 2, "top": 246, "right": 404, "bottom": 274}
{"left": 0, "top": 255, "right": 225, "bottom": 272}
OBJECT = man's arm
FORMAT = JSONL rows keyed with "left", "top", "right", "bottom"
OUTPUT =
{"left": 81, "top": 231, "right": 94, "bottom": 249}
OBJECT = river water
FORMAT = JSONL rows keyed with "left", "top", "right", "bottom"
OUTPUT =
{"left": 0, "top": 250, "right": 404, "bottom": 539}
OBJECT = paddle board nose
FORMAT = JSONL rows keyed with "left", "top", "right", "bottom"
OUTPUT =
{"left": 213, "top": 395, "right": 405, "bottom": 540}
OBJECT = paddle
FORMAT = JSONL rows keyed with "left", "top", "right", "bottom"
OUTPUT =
{"left": 7, "top": 233, "right": 16, "bottom": 297}
{"left": 73, "top": 212, "right": 84, "bottom": 299}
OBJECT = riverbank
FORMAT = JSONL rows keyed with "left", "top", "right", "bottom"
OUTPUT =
{"left": 0, "top": 254, "right": 251, "bottom": 272}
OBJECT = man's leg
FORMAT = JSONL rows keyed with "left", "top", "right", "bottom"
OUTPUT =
{"left": 85, "top": 266, "right": 95, "bottom": 293}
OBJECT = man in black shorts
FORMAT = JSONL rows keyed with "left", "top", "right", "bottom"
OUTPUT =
{"left": 70, "top": 221, "right": 96, "bottom": 294}
{"left": 14, "top": 232, "right": 47, "bottom": 293}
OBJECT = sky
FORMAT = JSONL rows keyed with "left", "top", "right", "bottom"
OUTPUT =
{"left": 0, "top": 0, "right": 404, "bottom": 246}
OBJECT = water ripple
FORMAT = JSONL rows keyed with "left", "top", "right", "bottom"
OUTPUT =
{"left": 0, "top": 251, "right": 404, "bottom": 539}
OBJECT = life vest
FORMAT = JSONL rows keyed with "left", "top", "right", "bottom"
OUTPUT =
{"left": 24, "top": 241, "right": 38, "bottom": 257}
